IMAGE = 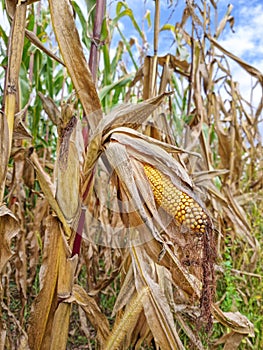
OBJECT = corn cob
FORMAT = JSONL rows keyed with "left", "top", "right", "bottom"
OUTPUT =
{"left": 143, "top": 164, "right": 207, "bottom": 233}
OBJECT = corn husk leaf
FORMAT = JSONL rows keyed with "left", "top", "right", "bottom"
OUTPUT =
{"left": 55, "top": 122, "right": 83, "bottom": 227}
{"left": 38, "top": 92, "right": 60, "bottom": 126}
{"left": 83, "top": 92, "right": 173, "bottom": 181}
{"left": 29, "top": 150, "right": 72, "bottom": 239}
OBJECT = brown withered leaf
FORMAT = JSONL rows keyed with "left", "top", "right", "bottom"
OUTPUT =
{"left": 131, "top": 245, "right": 186, "bottom": 350}
{"left": 65, "top": 284, "right": 110, "bottom": 346}
{"left": 49, "top": 303, "right": 72, "bottom": 350}
{"left": 105, "top": 287, "right": 148, "bottom": 350}
{"left": 25, "top": 29, "right": 64, "bottom": 66}
{"left": 83, "top": 92, "right": 173, "bottom": 182}
{"left": 207, "top": 34, "right": 263, "bottom": 84}
{"left": 112, "top": 265, "right": 136, "bottom": 316}
{"left": 28, "top": 216, "right": 65, "bottom": 350}
{"left": 158, "top": 54, "right": 190, "bottom": 74}
{"left": 212, "top": 304, "right": 254, "bottom": 336}
{"left": 13, "top": 117, "right": 32, "bottom": 140}
{"left": 0, "top": 205, "right": 20, "bottom": 273}
{"left": 78, "top": 306, "right": 91, "bottom": 339}
{"left": 48, "top": 0, "right": 102, "bottom": 132}
{"left": 212, "top": 332, "right": 247, "bottom": 350}
{"left": 215, "top": 4, "right": 234, "bottom": 38}
{"left": 38, "top": 92, "right": 60, "bottom": 125}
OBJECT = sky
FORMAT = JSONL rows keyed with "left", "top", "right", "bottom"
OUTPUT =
{"left": 106, "top": 0, "right": 263, "bottom": 111}
{"left": 218, "top": 1, "right": 263, "bottom": 110}
{"left": 1, "top": 0, "right": 262, "bottom": 121}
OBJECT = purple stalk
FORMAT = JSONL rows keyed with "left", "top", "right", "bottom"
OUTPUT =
{"left": 88, "top": 0, "right": 106, "bottom": 83}
{"left": 72, "top": 208, "right": 86, "bottom": 256}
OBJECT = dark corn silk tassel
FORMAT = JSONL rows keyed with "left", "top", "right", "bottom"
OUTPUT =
{"left": 143, "top": 163, "right": 208, "bottom": 232}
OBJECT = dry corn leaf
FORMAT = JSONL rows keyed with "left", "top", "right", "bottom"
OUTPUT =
{"left": 0, "top": 205, "right": 19, "bottom": 273}
{"left": 25, "top": 29, "right": 64, "bottom": 66}
{"left": 131, "top": 244, "right": 185, "bottom": 350}
{"left": 224, "top": 185, "right": 250, "bottom": 232}
{"left": 5, "top": 0, "right": 16, "bottom": 18}
{"left": 48, "top": 0, "right": 102, "bottom": 132}
{"left": 192, "top": 169, "right": 230, "bottom": 185}
{"left": 112, "top": 265, "right": 136, "bottom": 315}
{"left": 207, "top": 34, "right": 263, "bottom": 84}
{"left": 78, "top": 306, "right": 91, "bottom": 340}
{"left": 212, "top": 304, "right": 254, "bottom": 336}
{"left": 213, "top": 332, "right": 247, "bottom": 350}
{"left": 175, "top": 313, "right": 205, "bottom": 350}
{"left": 50, "top": 303, "right": 71, "bottom": 350}
{"left": 158, "top": 57, "right": 173, "bottom": 95}
{"left": 215, "top": 4, "right": 234, "bottom": 38}
{"left": 105, "top": 287, "right": 149, "bottom": 350}
{"left": 158, "top": 54, "right": 190, "bottom": 74}
{"left": 66, "top": 284, "right": 110, "bottom": 346}
{"left": 144, "top": 238, "right": 201, "bottom": 297}
{"left": 38, "top": 92, "right": 60, "bottom": 126}
{"left": 28, "top": 216, "right": 64, "bottom": 350}
{"left": 83, "top": 92, "right": 173, "bottom": 178}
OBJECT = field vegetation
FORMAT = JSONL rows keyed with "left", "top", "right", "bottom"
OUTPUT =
{"left": 0, "top": 0, "right": 262, "bottom": 349}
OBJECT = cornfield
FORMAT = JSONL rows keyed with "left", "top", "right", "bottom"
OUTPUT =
{"left": 0, "top": 0, "right": 262, "bottom": 349}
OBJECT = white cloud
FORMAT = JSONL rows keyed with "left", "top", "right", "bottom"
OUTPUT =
{"left": 217, "top": 2, "right": 263, "bottom": 109}
{"left": 219, "top": 3, "right": 263, "bottom": 60}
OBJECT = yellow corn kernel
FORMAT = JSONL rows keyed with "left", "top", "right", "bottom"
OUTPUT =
{"left": 143, "top": 164, "right": 207, "bottom": 232}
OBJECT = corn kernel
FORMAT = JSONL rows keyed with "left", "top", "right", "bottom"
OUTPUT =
{"left": 143, "top": 164, "right": 208, "bottom": 233}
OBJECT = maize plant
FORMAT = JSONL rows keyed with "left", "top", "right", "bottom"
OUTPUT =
{"left": 0, "top": 0, "right": 261, "bottom": 349}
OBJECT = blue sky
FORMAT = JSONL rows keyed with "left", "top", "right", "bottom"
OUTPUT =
{"left": 1, "top": 0, "right": 262, "bottom": 112}
{"left": 107, "top": 0, "right": 263, "bottom": 63}
{"left": 107, "top": 0, "right": 263, "bottom": 103}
